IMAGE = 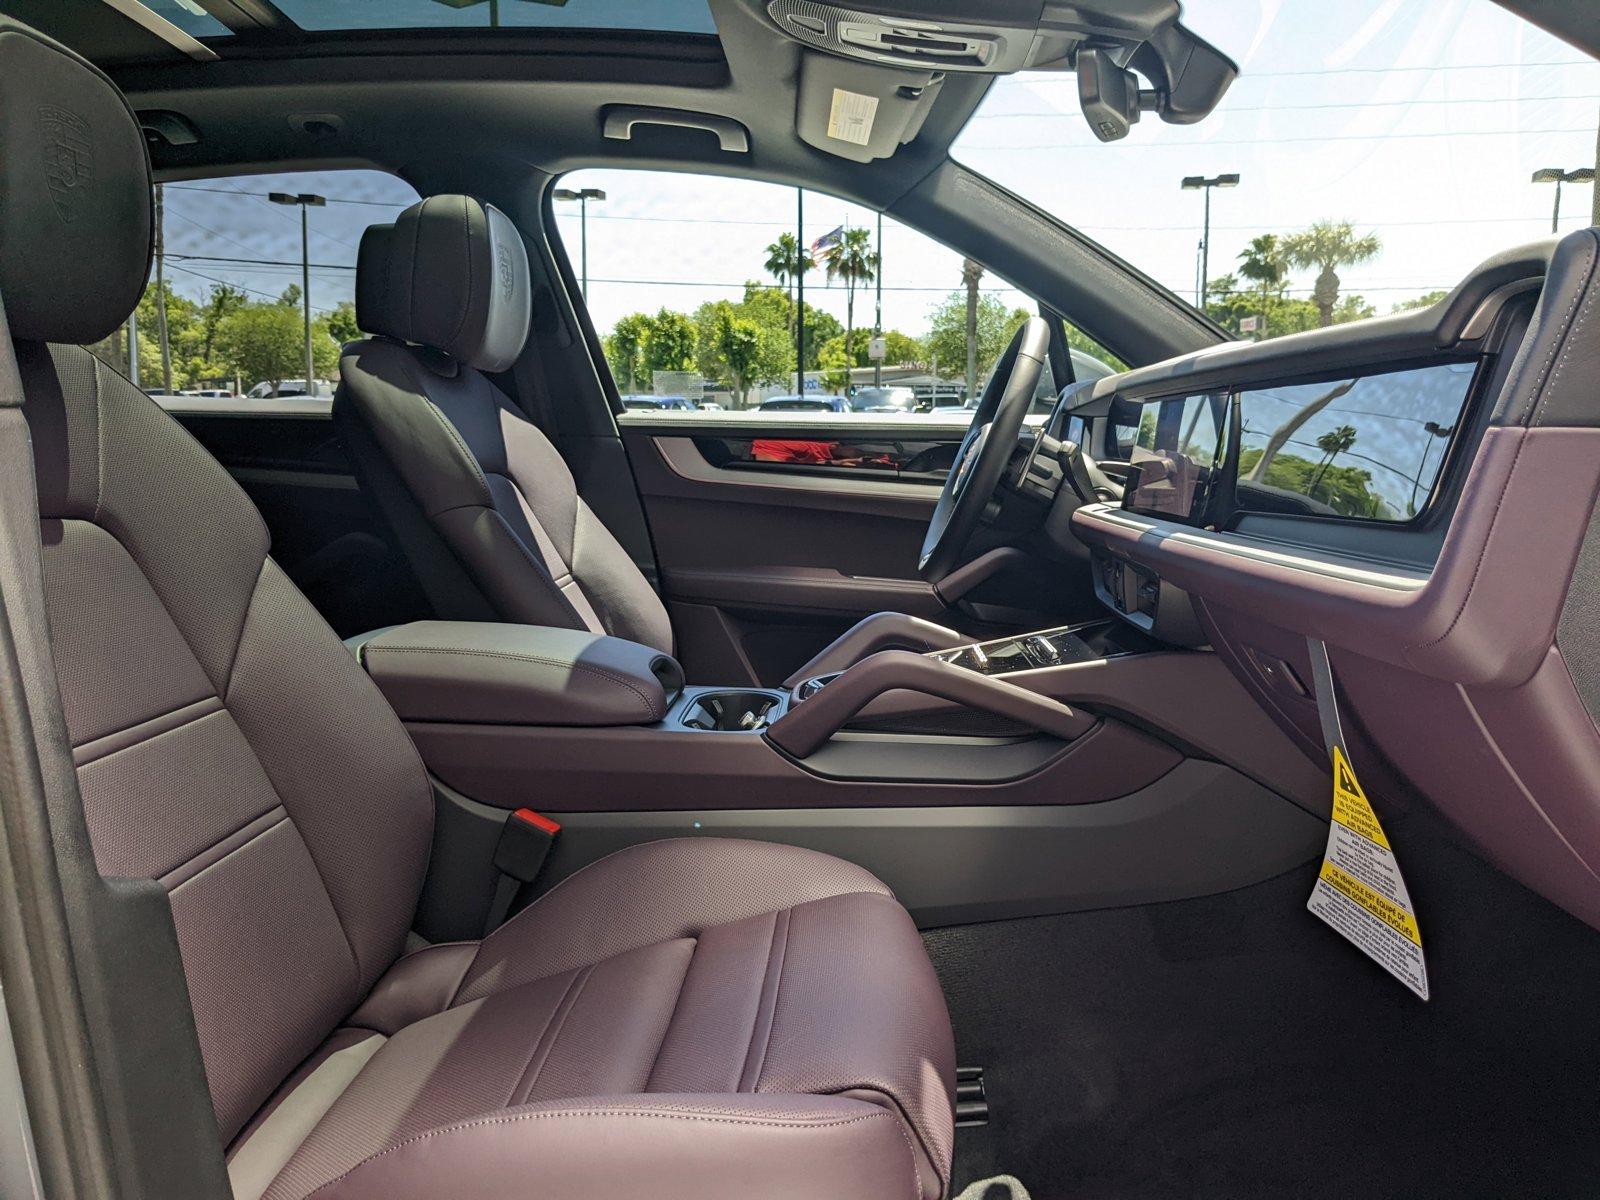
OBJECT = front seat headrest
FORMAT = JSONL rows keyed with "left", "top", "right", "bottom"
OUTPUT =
{"left": 355, "top": 194, "right": 532, "bottom": 373}
{"left": 0, "top": 20, "right": 154, "bottom": 344}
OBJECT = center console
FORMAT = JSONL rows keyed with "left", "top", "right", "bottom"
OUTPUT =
{"left": 793, "top": 619, "right": 1155, "bottom": 700}
{"left": 352, "top": 614, "right": 1327, "bottom": 946}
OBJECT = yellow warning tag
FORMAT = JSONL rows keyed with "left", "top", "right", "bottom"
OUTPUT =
{"left": 1307, "top": 746, "right": 1429, "bottom": 1000}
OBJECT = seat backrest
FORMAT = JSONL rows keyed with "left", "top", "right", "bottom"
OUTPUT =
{"left": 0, "top": 23, "right": 434, "bottom": 1144}
{"left": 334, "top": 194, "right": 674, "bottom": 654}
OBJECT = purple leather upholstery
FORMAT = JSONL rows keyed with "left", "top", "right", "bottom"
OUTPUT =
{"left": 4, "top": 25, "right": 956, "bottom": 1200}
{"left": 268, "top": 840, "right": 955, "bottom": 1200}
{"left": 334, "top": 197, "right": 677, "bottom": 654}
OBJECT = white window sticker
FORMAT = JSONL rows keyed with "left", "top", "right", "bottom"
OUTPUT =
{"left": 827, "top": 88, "right": 879, "bottom": 147}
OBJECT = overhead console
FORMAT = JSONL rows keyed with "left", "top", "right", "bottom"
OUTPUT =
{"left": 764, "top": 0, "right": 1236, "bottom": 160}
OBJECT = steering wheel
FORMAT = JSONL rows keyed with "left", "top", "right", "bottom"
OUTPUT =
{"left": 918, "top": 316, "right": 1051, "bottom": 581}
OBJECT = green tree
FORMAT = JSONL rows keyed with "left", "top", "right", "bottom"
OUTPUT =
{"left": 605, "top": 312, "right": 652, "bottom": 392}
{"left": 799, "top": 303, "right": 842, "bottom": 371}
{"left": 1236, "top": 234, "right": 1287, "bottom": 335}
{"left": 219, "top": 304, "right": 307, "bottom": 395}
{"left": 327, "top": 300, "right": 360, "bottom": 346}
{"left": 695, "top": 297, "right": 791, "bottom": 406}
{"left": 763, "top": 233, "right": 813, "bottom": 333}
{"left": 1391, "top": 290, "right": 1448, "bottom": 314}
{"left": 927, "top": 290, "right": 1029, "bottom": 394}
{"left": 880, "top": 330, "right": 925, "bottom": 369}
{"left": 960, "top": 258, "right": 985, "bottom": 400}
{"left": 199, "top": 284, "right": 248, "bottom": 367}
{"left": 1281, "top": 221, "right": 1382, "bottom": 327}
{"left": 1238, "top": 447, "right": 1392, "bottom": 518}
{"left": 823, "top": 227, "right": 879, "bottom": 381}
{"left": 1308, "top": 424, "right": 1359, "bottom": 498}
{"left": 1244, "top": 378, "right": 1357, "bottom": 483}
{"left": 643, "top": 308, "right": 697, "bottom": 375}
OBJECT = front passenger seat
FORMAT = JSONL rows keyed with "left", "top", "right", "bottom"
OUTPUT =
{"left": 334, "top": 195, "right": 676, "bottom": 654}
{"left": 0, "top": 22, "right": 956, "bottom": 1200}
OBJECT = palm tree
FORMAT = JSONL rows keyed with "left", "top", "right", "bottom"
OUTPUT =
{"left": 763, "top": 233, "right": 811, "bottom": 335}
{"left": 1236, "top": 234, "right": 1286, "bottom": 335}
{"left": 1281, "top": 222, "right": 1381, "bottom": 327}
{"left": 961, "top": 257, "right": 984, "bottom": 402}
{"left": 825, "top": 226, "right": 878, "bottom": 378}
{"left": 1245, "top": 378, "right": 1356, "bottom": 483}
{"left": 1308, "top": 423, "right": 1358, "bottom": 498}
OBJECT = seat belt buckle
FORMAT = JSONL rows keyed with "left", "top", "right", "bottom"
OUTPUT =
{"left": 494, "top": 808, "right": 560, "bottom": 882}
{"left": 484, "top": 809, "right": 559, "bottom": 935}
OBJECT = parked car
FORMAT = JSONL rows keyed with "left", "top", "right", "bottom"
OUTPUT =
{"left": 620, "top": 394, "right": 698, "bottom": 411}
{"left": 247, "top": 378, "right": 333, "bottom": 400}
{"left": 849, "top": 385, "right": 920, "bottom": 413}
{"left": 757, "top": 395, "right": 852, "bottom": 412}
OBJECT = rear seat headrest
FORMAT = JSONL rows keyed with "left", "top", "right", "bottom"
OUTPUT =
{"left": 0, "top": 20, "right": 154, "bottom": 344}
{"left": 355, "top": 194, "right": 532, "bottom": 373}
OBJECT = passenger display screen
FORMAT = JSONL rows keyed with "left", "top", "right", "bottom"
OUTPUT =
{"left": 1233, "top": 362, "right": 1476, "bottom": 522}
{"left": 1122, "top": 392, "right": 1229, "bottom": 525}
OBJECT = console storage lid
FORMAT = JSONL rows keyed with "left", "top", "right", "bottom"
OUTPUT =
{"left": 358, "top": 621, "right": 684, "bottom": 727}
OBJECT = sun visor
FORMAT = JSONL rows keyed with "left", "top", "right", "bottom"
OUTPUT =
{"left": 795, "top": 51, "right": 942, "bottom": 163}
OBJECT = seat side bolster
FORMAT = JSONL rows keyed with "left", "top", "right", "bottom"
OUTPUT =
{"left": 304, "top": 1095, "right": 923, "bottom": 1200}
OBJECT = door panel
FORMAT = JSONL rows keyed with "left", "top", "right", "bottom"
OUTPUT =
{"left": 622, "top": 418, "right": 1099, "bottom": 683}
{"left": 172, "top": 406, "right": 430, "bottom": 637}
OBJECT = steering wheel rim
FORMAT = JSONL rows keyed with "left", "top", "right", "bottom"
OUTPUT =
{"left": 918, "top": 316, "right": 1051, "bottom": 581}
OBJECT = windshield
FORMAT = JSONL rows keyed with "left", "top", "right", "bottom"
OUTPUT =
{"left": 953, "top": 1, "right": 1600, "bottom": 342}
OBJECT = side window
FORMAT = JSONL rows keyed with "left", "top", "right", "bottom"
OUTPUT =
{"left": 552, "top": 168, "right": 1119, "bottom": 423}
{"left": 84, "top": 169, "right": 420, "bottom": 404}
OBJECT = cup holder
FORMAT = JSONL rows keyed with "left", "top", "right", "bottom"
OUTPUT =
{"left": 680, "top": 690, "right": 783, "bottom": 732}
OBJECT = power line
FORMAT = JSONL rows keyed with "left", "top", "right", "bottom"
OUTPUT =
{"left": 164, "top": 262, "right": 339, "bottom": 315}
{"left": 169, "top": 253, "right": 355, "bottom": 271}
{"left": 166, "top": 183, "right": 408, "bottom": 209}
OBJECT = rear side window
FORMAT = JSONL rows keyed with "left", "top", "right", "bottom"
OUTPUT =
{"left": 84, "top": 169, "right": 419, "bottom": 404}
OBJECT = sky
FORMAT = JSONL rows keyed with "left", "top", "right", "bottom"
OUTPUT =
{"left": 155, "top": 0, "right": 1600, "bottom": 357}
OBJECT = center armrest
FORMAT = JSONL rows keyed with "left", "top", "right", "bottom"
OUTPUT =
{"left": 358, "top": 621, "right": 685, "bottom": 727}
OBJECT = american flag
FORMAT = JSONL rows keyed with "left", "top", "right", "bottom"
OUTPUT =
{"left": 809, "top": 226, "right": 843, "bottom": 259}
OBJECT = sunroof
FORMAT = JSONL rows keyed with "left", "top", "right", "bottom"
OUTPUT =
{"left": 142, "top": 0, "right": 231, "bottom": 39}
{"left": 268, "top": 0, "right": 718, "bottom": 35}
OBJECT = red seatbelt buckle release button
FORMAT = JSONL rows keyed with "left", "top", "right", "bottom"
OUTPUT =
{"left": 493, "top": 808, "right": 560, "bottom": 882}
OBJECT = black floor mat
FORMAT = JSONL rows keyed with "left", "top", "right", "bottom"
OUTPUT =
{"left": 926, "top": 810, "right": 1600, "bottom": 1199}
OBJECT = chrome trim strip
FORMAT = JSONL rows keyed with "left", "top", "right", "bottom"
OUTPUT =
{"left": 1079, "top": 504, "right": 1429, "bottom": 593}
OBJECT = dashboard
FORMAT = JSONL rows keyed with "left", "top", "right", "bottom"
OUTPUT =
{"left": 1055, "top": 230, "right": 1600, "bottom": 938}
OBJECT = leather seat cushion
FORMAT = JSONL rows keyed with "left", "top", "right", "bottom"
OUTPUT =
{"left": 251, "top": 838, "right": 956, "bottom": 1200}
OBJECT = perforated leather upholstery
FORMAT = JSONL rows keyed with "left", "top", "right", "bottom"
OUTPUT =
{"left": 334, "top": 196, "right": 675, "bottom": 654}
{"left": 3, "top": 22, "right": 955, "bottom": 1199}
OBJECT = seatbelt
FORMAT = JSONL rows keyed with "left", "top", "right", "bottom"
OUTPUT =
{"left": 482, "top": 808, "right": 560, "bottom": 935}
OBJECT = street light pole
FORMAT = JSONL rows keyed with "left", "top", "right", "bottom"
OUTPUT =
{"left": 553, "top": 187, "right": 607, "bottom": 300}
{"left": 1531, "top": 167, "right": 1596, "bottom": 234}
{"left": 269, "top": 191, "right": 326, "bottom": 391}
{"left": 1180, "top": 173, "right": 1240, "bottom": 310}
